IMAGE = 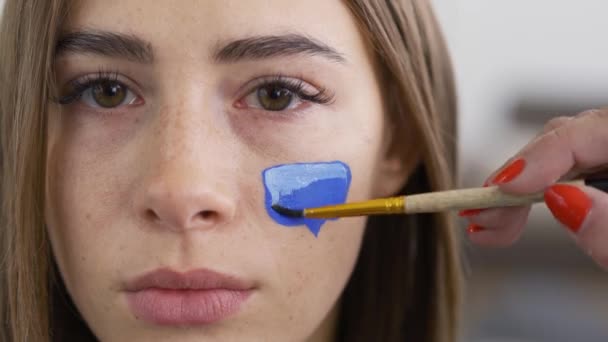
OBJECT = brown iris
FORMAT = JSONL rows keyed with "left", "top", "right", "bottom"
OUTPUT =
{"left": 91, "top": 81, "right": 127, "bottom": 108}
{"left": 257, "top": 84, "right": 293, "bottom": 111}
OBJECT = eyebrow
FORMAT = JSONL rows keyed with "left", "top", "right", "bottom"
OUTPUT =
{"left": 214, "top": 34, "right": 346, "bottom": 64}
{"left": 54, "top": 31, "right": 345, "bottom": 65}
{"left": 55, "top": 30, "right": 154, "bottom": 63}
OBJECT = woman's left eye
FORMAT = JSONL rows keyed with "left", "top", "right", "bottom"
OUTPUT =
{"left": 238, "top": 78, "right": 333, "bottom": 112}
{"left": 245, "top": 84, "right": 299, "bottom": 111}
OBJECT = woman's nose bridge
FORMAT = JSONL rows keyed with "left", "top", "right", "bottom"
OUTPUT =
{"left": 155, "top": 88, "right": 223, "bottom": 153}
{"left": 151, "top": 81, "right": 237, "bottom": 166}
{"left": 135, "top": 94, "right": 239, "bottom": 232}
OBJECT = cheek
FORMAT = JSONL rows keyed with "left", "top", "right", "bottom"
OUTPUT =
{"left": 281, "top": 217, "right": 366, "bottom": 293}
{"left": 45, "top": 119, "right": 132, "bottom": 295}
{"left": 254, "top": 213, "right": 366, "bottom": 335}
{"left": 251, "top": 136, "right": 383, "bottom": 333}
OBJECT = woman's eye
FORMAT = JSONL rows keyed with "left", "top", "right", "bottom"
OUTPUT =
{"left": 90, "top": 81, "right": 128, "bottom": 108}
{"left": 64, "top": 80, "right": 140, "bottom": 109}
{"left": 238, "top": 78, "right": 333, "bottom": 113}
{"left": 245, "top": 84, "right": 299, "bottom": 111}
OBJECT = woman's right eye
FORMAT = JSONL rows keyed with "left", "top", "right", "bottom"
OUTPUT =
{"left": 60, "top": 79, "right": 142, "bottom": 109}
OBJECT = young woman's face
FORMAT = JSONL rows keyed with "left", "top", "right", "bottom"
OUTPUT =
{"left": 46, "top": 1, "right": 403, "bottom": 340}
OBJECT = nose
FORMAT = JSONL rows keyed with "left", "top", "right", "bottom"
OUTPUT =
{"left": 134, "top": 97, "right": 238, "bottom": 232}
{"left": 138, "top": 176, "right": 237, "bottom": 232}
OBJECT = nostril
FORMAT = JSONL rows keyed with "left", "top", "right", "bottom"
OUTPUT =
{"left": 198, "top": 210, "right": 217, "bottom": 221}
{"left": 144, "top": 208, "right": 160, "bottom": 222}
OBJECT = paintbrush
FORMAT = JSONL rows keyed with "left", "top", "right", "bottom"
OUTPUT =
{"left": 271, "top": 177, "right": 608, "bottom": 219}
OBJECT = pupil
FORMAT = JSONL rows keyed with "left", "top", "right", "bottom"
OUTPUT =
{"left": 270, "top": 88, "right": 286, "bottom": 99}
{"left": 258, "top": 85, "right": 292, "bottom": 111}
{"left": 93, "top": 81, "right": 126, "bottom": 108}
{"left": 104, "top": 84, "right": 120, "bottom": 96}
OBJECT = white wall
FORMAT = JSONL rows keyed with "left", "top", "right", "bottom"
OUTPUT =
{"left": 432, "top": 3, "right": 608, "bottom": 341}
{"left": 433, "top": 0, "right": 608, "bottom": 185}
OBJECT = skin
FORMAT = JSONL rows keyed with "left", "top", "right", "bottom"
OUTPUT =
{"left": 45, "top": 1, "right": 411, "bottom": 341}
{"left": 465, "top": 109, "right": 608, "bottom": 271}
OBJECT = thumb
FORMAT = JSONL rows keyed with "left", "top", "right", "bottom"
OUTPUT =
{"left": 545, "top": 184, "right": 608, "bottom": 270}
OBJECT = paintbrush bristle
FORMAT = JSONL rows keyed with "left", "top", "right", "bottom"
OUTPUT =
{"left": 271, "top": 204, "right": 304, "bottom": 218}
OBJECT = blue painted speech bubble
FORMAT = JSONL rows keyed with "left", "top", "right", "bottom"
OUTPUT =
{"left": 262, "top": 161, "right": 352, "bottom": 237}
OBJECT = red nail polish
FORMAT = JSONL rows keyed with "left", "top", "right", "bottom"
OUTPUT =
{"left": 492, "top": 158, "right": 526, "bottom": 184}
{"left": 459, "top": 209, "right": 484, "bottom": 217}
{"left": 544, "top": 184, "right": 591, "bottom": 233}
{"left": 467, "top": 224, "right": 485, "bottom": 233}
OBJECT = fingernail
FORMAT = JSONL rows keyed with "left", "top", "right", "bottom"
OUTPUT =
{"left": 467, "top": 224, "right": 486, "bottom": 233}
{"left": 492, "top": 158, "right": 526, "bottom": 184}
{"left": 459, "top": 209, "right": 484, "bottom": 217}
{"left": 544, "top": 184, "right": 591, "bottom": 233}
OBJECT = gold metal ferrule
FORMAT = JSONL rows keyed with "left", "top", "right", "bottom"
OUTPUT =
{"left": 303, "top": 196, "right": 405, "bottom": 219}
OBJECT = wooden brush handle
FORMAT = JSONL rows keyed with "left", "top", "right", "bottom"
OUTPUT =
{"left": 403, "top": 180, "right": 586, "bottom": 214}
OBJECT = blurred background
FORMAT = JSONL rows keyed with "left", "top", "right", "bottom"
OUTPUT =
{"left": 2, "top": 0, "right": 608, "bottom": 341}
{"left": 432, "top": 0, "right": 608, "bottom": 341}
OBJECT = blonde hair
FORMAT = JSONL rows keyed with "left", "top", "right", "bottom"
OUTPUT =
{"left": 0, "top": 0, "right": 460, "bottom": 341}
{"left": 0, "top": 1, "right": 67, "bottom": 341}
{"left": 338, "top": 1, "right": 460, "bottom": 341}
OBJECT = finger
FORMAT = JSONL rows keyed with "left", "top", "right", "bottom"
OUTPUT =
{"left": 464, "top": 110, "right": 607, "bottom": 249}
{"left": 461, "top": 116, "right": 575, "bottom": 212}
{"left": 464, "top": 206, "right": 531, "bottom": 247}
{"left": 482, "top": 115, "right": 574, "bottom": 184}
{"left": 544, "top": 183, "right": 608, "bottom": 270}
{"left": 533, "top": 113, "right": 608, "bottom": 180}
{"left": 538, "top": 115, "right": 574, "bottom": 134}
{"left": 489, "top": 109, "right": 608, "bottom": 194}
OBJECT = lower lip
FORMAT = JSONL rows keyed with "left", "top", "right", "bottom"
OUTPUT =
{"left": 126, "top": 288, "right": 252, "bottom": 325}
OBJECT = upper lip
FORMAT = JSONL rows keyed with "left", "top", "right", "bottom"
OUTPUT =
{"left": 124, "top": 268, "right": 255, "bottom": 292}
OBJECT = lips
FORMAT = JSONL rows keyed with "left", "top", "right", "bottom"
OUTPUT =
{"left": 124, "top": 268, "right": 254, "bottom": 325}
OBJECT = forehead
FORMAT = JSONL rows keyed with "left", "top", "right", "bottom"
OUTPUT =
{"left": 64, "top": 0, "right": 367, "bottom": 62}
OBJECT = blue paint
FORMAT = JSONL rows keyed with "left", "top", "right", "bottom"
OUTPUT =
{"left": 262, "top": 161, "right": 352, "bottom": 237}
